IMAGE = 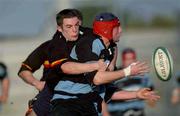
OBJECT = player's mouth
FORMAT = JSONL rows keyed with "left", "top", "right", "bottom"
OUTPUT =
{"left": 72, "top": 35, "right": 78, "bottom": 38}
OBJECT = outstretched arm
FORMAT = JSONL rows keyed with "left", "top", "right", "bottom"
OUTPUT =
{"left": 111, "top": 88, "right": 160, "bottom": 101}
{"left": 93, "top": 61, "right": 149, "bottom": 85}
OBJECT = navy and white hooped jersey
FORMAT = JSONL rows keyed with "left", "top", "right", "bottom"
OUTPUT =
{"left": 108, "top": 73, "right": 154, "bottom": 112}
{"left": 71, "top": 35, "right": 117, "bottom": 102}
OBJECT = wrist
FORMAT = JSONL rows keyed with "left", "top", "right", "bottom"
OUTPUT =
{"left": 135, "top": 91, "right": 139, "bottom": 99}
{"left": 123, "top": 66, "right": 131, "bottom": 77}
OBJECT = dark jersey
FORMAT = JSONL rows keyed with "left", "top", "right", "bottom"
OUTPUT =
{"left": 18, "top": 27, "right": 93, "bottom": 90}
{"left": 0, "top": 62, "right": 8, "bottom": 80}
{"left": 18, "top": 30, "right": 79, "bottom": 90}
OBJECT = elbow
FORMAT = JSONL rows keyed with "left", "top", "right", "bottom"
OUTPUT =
{"left": 18, "top": 70, "right": 30, "bottom": 79}
{"left": 18, "top": 71, "right": 22, "bottom": 77}
{"left": 18, "top": 71, "right": 24, "bottom": 79}
{"left": 62, "top": 69, "right": 71, "bottom": 74}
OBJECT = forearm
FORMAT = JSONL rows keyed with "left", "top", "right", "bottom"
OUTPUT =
{"left": 93, "top": 70, "right": 125, "bottom": 85}
{"left": 111, "top": 91, "right": 137, "bottom": 100}
{"left": 18, "top": 70, "right": 39, "bottom": 87}
{"left": 2, "top": 78, "right": 10, "bottom": 98}
{"left": 61, "top": 62, "right": 98, "bottom": 74}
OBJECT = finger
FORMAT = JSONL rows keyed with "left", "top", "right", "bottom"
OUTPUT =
{"left": 138, "top": 70, "right": 149, "bottom": 75}
{"left": 99, "top": 59, "right": 104, "bottom": 61}
{"left": 139, "top": 65, "right": 150, "bottom": 72}
{"left": 150, "top": 96, "right": 160, "bottom": 101}
{"left": 137, "top": 62, "right": 148, "bottom": 67}
{"left": 134, "top": 61, "right": 141, "bottom": 65}
{"left": 148, "top": 93, "right": 160, "bottom": 99}
{"left": 144, "top": 88, "right": 151, "bottom": 91}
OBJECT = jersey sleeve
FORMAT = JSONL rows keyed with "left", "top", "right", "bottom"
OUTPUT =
{"left": 18, "top": 41, "right": 49, "bottom": 74}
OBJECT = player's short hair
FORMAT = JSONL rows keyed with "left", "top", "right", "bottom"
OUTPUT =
{"left": 122, "top": 48, "right": 136, "bottom": 55}
{"left": 56, "top": 9, "right": 83, "bottom": 26}
{"left": 122, "top": 48, "right": 136, "bottom": 60}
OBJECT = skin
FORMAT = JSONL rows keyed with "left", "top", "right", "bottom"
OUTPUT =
{"left": 57, "top": 17, "right": 80, "bottom": 41}
{"left": 0, "top": 78, "right": 10, "bottom": 103}
{"left": 171, "top": 88, "right": 180, "bottom": 105}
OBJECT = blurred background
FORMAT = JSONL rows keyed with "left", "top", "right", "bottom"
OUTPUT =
{"left": 0, "top": 0, "right": 179, "bottom": 115}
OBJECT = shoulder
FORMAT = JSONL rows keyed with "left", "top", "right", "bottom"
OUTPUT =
{"left": 49, "top": 31, "right": 67, "bottom": 49}
{"left": 79, "top": 26, "right": 93, "bottom": 34}
{"left": 78, "top": 27, "right": 101, "bottom": 46}
{"left": 32, "top": 40, "right": 51, "bottom": 53}
{"left": 39, "top": 40, "right": 51, "bottom": 48}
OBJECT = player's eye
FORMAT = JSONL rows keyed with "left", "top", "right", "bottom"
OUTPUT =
{"left": 75, "top": 23, "right": 80, "bottom": 27}
{"left": 66, "top": 25, "right": 72, "bottom": 28}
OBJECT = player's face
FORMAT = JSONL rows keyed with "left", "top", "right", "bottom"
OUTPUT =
{"left": 123, "top": 52, "right": 136, "bottom": 67}
{"left": 112, "top": 26, "right": 122, "bottom": 42}
{"left": 58, "top": 17, "right": 81, "bottom": 41}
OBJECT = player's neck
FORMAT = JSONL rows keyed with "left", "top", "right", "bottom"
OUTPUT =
{"left": 101, "top": 37, "right": 110, "bottom": 48}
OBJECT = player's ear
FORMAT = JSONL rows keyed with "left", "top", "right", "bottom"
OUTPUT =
{"left": 57, "top": 26, "right": 62, "bottom": 32}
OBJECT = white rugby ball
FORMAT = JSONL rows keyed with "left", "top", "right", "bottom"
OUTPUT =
{"left": 152, "top": 47, "right": 173, "bottom": 81}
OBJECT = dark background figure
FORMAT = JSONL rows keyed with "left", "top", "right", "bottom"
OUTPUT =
{"left": 0, "top": 62, "right": 10, "bottom": 111}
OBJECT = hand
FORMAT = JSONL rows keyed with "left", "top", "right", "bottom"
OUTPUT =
{"left": 97, "top": 59, "right": 108, "bottom": 71}
{"left": 130, "top": 61, "right": 149, "bottom": 76}
{"left": 107, "top": 64, "right": 115, "bottom": 71}
{"left": 136, "top": 88, "right": 160, "bottom": 102}
{"left": 33, "top": 80, "right": 46, "bottom": 91}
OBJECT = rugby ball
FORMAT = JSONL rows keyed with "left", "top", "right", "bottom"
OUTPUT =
{"left": 152, "top": 47, "right": 173, "bottom": 81}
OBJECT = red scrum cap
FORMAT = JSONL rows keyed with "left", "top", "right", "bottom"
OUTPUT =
{"left": 93, "top": 12, "right": 120, "bottom": 40}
